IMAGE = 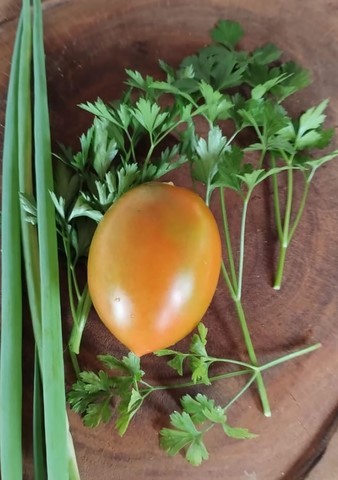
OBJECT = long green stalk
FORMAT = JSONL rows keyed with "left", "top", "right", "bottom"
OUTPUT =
{"left": 33, "top": 351, "right": 47, "bottom": 480}
{"left": 219, "top": 188, "right": 238, "bottom": 290}
{"left": 288, "top": 178, "right": 310, "bottom": 242}
{"left": 274, "top": 167, "right": 294, "bottom": 290}
{"left": 16, "top": 3, "right": 48, "bottom": 476}
{"left": 68, "top": 284, "right": 92, "bottom": 355}
{"left": 233, "top": 300, "right": 271, "bottom": 416}
{"left": 32, "top": 0, "right": 69, "bottom": 476}
{"left": 219, "top": 189, "right": 271, "bottom": 417}
{"left": 18, "top": 0, "right": 42, "bottom": 356}
{"left": 0, "top": 15, "right": 23, "bottom": 480}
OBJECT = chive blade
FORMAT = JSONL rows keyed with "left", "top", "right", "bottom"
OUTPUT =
{"left": 18, "top": 0, "right": 43, "bottom": 358}
{"left": 0, "top": 14, "right": 23, "bottom": 480}
{"left": 33, "top": 350, "right": 47, "bottom": 480}
{"left": 32, "top": 0, "right": 69, "bottom": 477}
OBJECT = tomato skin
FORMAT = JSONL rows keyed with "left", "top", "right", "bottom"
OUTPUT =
{"left": 87, "top": 182, "right": 221, "bottom": 356}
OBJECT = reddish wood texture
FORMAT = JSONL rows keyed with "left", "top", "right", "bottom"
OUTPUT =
{"left": 1, "top": 1, "right": 338, "bottom": 479}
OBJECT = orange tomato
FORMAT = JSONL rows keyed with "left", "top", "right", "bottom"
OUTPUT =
{"left": 87, "top": 182, "right": 221, "bottom": 356}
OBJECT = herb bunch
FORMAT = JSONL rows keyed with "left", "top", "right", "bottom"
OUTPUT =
{"left": 59, "top": 19, "right": 336, "bottom": 465}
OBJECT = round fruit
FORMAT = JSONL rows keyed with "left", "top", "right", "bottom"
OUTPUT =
{"left": 87, "top": 182, "right": 221, "bottom": 356}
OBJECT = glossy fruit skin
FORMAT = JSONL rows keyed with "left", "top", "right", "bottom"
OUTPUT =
{"left": 87, "top": 182, "right": 221, "bottom": 356}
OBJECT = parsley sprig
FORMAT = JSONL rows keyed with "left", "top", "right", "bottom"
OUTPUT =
{"left": 68, "top": 323, "right": 319, "bottom": 465}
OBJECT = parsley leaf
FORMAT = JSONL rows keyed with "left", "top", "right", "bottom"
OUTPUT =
{"left": 210, "top": 19, "right": 244, "bottom": 50}
{"left": 160, "top": 412, "right": 209, "bottom": 466}
{"left": 116, "top": 388, "right": 144, "bottom": 436}
{"left": 160, "top": 393, "right": 256, "bottom": 465}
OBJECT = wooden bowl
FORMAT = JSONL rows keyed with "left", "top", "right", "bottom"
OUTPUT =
{"left": 1, "top": 1, "right": 338, "bottom": 479}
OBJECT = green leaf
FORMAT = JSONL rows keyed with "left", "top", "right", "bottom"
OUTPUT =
{"left": 304, "top": 150, "right": 338, "bottom": 181}
{"left": 80, "top": 98, "right": 115, "bottom": 123}
{"left": 121, "top": 352, "right": 144, "bottom": 378}
{"left": 222, "top": 423, "right": 257, "bottom": 440}
{"left": 98, "top": 352, "right": 144, "bottom": 380}
{"left": 78, "top": 126, "right": 94, "bottom": 168}
{"left": 160, "top": 412, "right": 209, "bottom": 466}
{"left": 158, "top": 59, "right": 176, "bottom": 81}
{"left": 116, "top": 103, "right": 131, "bottom": 129}
{"left": 49, "top": 192, "right": 66, "bottom": 220}
{"left": 154, "top": 348, "right": 179, "bottom": 357}
{"left": 149, "top": 80, "right": 196, "bottom": 104}
{"left": 270, "top": 62, "right": 311, "bottom": 101}
{"left": 245, "top": 100, "right": 289, "bottom": 138}
{"left": 185, "top": 438, "right": 209, "bottom": 466}
{"left": 295, "top": 130, "right": 322, "bottom": 150}
{"left": 115, "top": 163, "right": 140, "bottom": 198}
{"left": 189, "top": 323, "right": 209, "bottom": 357}
{"left": 181, "top": 394, "right": 216, "bottom": 424}
{"left": 116, "top": 389, "right": 144, "bottom": 436}
{"left": 199, "top": 81, "right": 233, "bottom": 122}
{"left": 53, "top": 158, "right": 80, "bottom": 205}
{"left": 78, "top": 370, "right": 112, "bottom": 394}
{"left": 210, "top": 20, "right": 244, "bottom": 49}
{"left": 237, "top": 167, "right": 288, "bottom": 192}
{"left": 251, "top": 43, "right": 282, "bottom": 65}
{"left": 298, "top": 99, "right": 328, "bottom": 138}
{"left": 189, "top": 357, "right": 211, "bottom": 385}
{"left": 167, "top": 355, "right": 186, "bottom": 376}
{"left": 92, "top": 118, "right": 119, "bottom": 179}
{"left": 125, "top": 69, "right": 154, "bottom": 91}
{"left": 251, "top": 73, "right": 291, "bottom": 100}
{"left": 83, "top": 398, "right": 112, "bottom": 428}
{"left": 132, "top": 98, "right": 168, "bottom": 133}
{"left": 191, "top": 126, "right": 230, "bottom": 186}
{"left": 212, "top": 146, "right": 249, "bottom": 192}
{"left": 68, "top": 196, "right": 103, "bottom": 223}
{"left": 20, "top": 193, "right": 37, "bottom": 225}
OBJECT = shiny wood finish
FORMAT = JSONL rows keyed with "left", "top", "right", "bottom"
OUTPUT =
{"left": 1, "top": 1, "right": 338, "bottom": 479}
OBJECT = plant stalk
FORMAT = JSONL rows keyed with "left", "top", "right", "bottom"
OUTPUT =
{"left": 68, "top": 285, "right": 93, "bottom": 355}
{"left": 0, "top": 13, "right": 24, "bottom": 480}
{"left": 234, "top": 300, "right": 271, "bottom": 417}
{"left": 218, "top": 188, "right": 271, "bottom": 417}
{"left": 273, "top": 167, "right": 294, "bottom": 289}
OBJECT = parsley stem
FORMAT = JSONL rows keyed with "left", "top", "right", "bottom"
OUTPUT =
{"left": 63, "top": 236, "right": 77, "bottom": 321}
{"left": 274, "top": 166, "right": 294, "bottom": 289}
{"left": 221, "top": 260, "right": 236, "bottom": 299}
{"left": 69, "top": 351, "right": 81, "bottom": 378}
{"left": 274, "top": 244, "right": 287, "bottom": 290}
{"left": 142, "top": 141, "right": 155, "bottom": 180}
{"left": 140, "top": 369, "right": 251, "bottom": 394}
{"left": 125, "top": 129, "right": 137, "bottom": 163}
{"left": 68, "top": 284, "right": 93, "bottom": 355}
{"left": 0, "top": 15, "right": 23, "bottom": 478}
{"left": 258, "top": 149, "right": 266, "bottom": 169}
{"left": 218, "top": 188, "right": 271, "bottom": 416}
{"left": 224, "top": 374, "right": 257, "bottom": 411}
{"left": 288, "top": 178, "right": 310, "bottom": 243}
{"left": 234, "top": 300, "right": 271, "bottom": 417}
{"left": 237, "top": 195, "right": 250, "bottom": 301}
{"left": 271, "top": 154, "right": 283, "bottom": 242}
{"left": 220, "top": 188, "right": 238, "bottom": 290}
{"left": 259, "top": 342, "right": 321, "bottom": 371}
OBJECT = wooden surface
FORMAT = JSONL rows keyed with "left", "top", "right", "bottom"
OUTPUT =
{"left": 1, "top": 1, "right": 338, "bottom": 479}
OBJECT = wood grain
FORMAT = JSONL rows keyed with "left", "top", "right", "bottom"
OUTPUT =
{"left": 1, "top": 1, "right": 338, "bottom": 479}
